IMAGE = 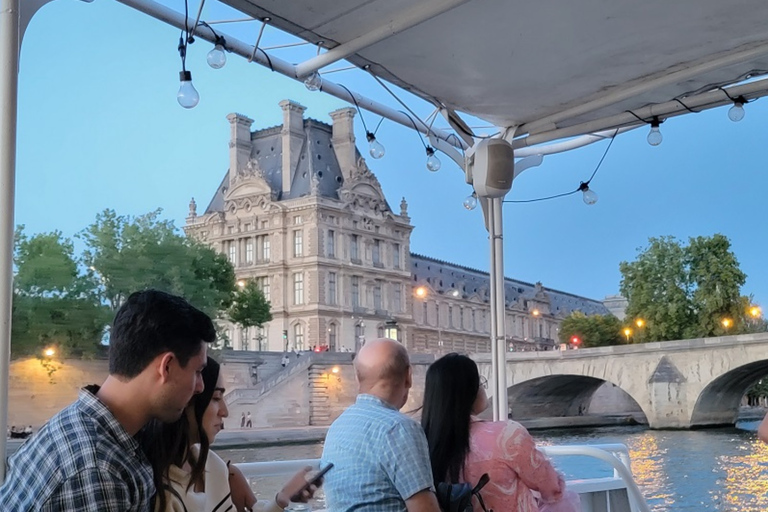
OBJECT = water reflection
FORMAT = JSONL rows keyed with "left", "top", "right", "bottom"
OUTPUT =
{"left": 215, "top": 421, "right": 768, "bottom": 511}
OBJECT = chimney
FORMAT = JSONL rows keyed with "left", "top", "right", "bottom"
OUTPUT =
{"left": 226, "top": 113, "right": 254, "bottom": 183}
{"left": 279, "top": 100, "right": 307, "bottom": 195}
{"left": 329, "top": 107, "right": 357, "bottom": 180}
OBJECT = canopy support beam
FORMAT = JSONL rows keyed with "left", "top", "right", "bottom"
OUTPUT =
{"left": 0, "top": 0, "right": 20, "bottom": 484}
{"left": 294, "top": 0, "right": 468, "bottom": 78}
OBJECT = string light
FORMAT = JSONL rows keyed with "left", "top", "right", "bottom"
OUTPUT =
{"left": 647, "top": 117, "right": 663, "bottom": 146}
{"left": 304, "top": 72, "right": 323, "bottom": 91}
{"left": 426, "top": 146, "right": 441, "bottom": 172}
{"left": 366, "top": 132, "right": 385, "bottom": 159}
{"left": 578, "top": 182, "right": 598, "bottom": 205}
{"left": 463, "top": 191, "right": 478, "bottom": 210}
{"left": 728, "top": 96, "right": 746, "bottom": 122}
{"left": 207, "top": 35, "right": 227, "bottom": 69}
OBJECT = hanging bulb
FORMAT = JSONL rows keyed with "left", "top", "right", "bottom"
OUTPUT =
{"left": 647, "top": 118, "right": 663, "bottom": 146}
{"left": 366, "top": 132, "right": 385, "bottom": 159}
{"left": 207, "top": 44, "right": 227, "bottom": 69}
{"left": 728, "top": 101, "right": 745, "bottom": 122}
{"left": 177, "top": 71, "right": 199, "bottom": 109}
{"left": 304, "top": 72, "right": 322, "bottom": 91}
{"left": 426, "top": 147, "right": 441, "bottom": 172}
{"left": 579, "top": 182, "right": 598, "bottom": 205}
{"left": 463, "top": 192, "right": 478, "bottom": 210}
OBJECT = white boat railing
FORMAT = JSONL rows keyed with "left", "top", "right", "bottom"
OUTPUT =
{"left": 236, "top": 443, "right": 651, "bottom": 512}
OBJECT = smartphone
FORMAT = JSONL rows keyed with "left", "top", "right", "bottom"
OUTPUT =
{"left": 290, "top": 463, "right": 333, "bottom": 501}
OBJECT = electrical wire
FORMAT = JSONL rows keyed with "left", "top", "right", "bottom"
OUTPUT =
{"left": 503, "top": 129, "right": 618, "bottom": 204}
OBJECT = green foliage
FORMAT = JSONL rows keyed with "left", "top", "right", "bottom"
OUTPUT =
{"left": 79, "top": 209, "right": 235, "bottom": 318}
{"left": 228, "top": 280, "right": 272, "bottom": 330}
{"left": 558, "top": 311, "right": 624, "bottom": 348}
{"left": 620, "top": 234, "right": 750, "bottom": 341}
{"left": 12, "top": 227, "right": 110, "bottom": 359}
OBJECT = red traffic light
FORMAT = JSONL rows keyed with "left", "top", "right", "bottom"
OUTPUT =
{"left": 570, "top": 336, "right": 581, "bottom": 345}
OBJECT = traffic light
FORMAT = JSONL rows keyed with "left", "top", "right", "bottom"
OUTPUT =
{"left": 282, "top": 330, "right": 288, "bottom": 340}
{"left": 570, "top": 335, "right": 581, "bottom": 346}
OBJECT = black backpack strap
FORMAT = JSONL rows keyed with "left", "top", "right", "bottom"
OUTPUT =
{"left": 472, "top": 473, "right": 492, "bottom": 512}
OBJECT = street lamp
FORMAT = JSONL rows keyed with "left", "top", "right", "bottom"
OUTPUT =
{"left": 749, "top": 306, "right": 762, "bottom": 318}
{"left": 415, "top": 286, "right": 427, "bottom": 299}
{"left": 43, "top": 347, "right": 55, "bottom": 358}
{"left": 635, "top": 318, "right": 645, "bottom": 328}
{"left": 623, "top": 328, "right": 632, "bottom": 342}
{"left": 721, "top": 318, "right": 732, "bottom": 331}
{"left": 532, "top": 309, "right": 540, "bottom": 317}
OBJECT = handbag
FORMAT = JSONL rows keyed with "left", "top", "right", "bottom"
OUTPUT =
{"left": 436, "top": 473, "right": 492, "bottom": 512}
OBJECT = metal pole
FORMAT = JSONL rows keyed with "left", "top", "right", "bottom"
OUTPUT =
{"left": 0, "top": 0, "right": 20, "bottom": 484}
{"left": 489, "top": 197, "right": 508, "bottom": 419}
{"left": 487, "top": 199, "right": 499, "bottom": 420}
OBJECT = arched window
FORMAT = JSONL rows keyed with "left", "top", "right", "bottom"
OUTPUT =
{"left": 294, "top": 323, "right": 304, "bottom": 350}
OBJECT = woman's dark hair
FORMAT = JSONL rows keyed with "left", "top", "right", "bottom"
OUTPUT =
{"left": 421, "top": 353, "right": 480, "bottom": 485}
{"left": 142, "top": 357, "right": 221, "bottom": 510}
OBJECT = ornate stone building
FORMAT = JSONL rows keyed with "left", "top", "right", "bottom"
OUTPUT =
{"left": 185, "top": 100, "right": 609, "bottom": 353}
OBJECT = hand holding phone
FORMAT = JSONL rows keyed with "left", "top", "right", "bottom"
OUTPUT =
{"left": 289, "top": 463, "right": 333, "bottom": 502}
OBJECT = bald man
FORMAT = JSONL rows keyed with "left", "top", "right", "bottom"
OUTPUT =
{"left": 321, "top": 339, "right": 440, "bottom": 512}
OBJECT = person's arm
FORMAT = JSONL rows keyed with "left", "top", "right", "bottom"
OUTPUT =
{"left": 40, "top": 468, "right": 140, "bottom": 512}
{"left": 405, "top": 489, "right": 441, "bottom": 512}
{"left": 384, "top": 420, "right": 439, "bottom": 511}
{"left": 500, "top": 421, "right": 564, "bottom": 503}
{"left": 758, "top": 413, "right": 768, "bottom": 443}
{"left": 228, "top": 463, "right": 258, "bottom": 512}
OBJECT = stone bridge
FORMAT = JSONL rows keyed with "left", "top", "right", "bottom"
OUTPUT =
{"left": 475, "top": 332, "right": 768, "bottom": 428}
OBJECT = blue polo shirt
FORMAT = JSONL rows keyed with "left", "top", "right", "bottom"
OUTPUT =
{"left": 321, "top": 394, "right": 434, "bottom": 512}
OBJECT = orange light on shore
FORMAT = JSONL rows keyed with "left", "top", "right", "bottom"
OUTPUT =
{"left": 43, "top": 347, "right": 55, "bottom": 357}
{"left": 623, "top": 328, "right": 632, "bottom": 341}
{"left": 415, "top": 286, "right": 427, "bottom": 298}
{"left": 331, "top": 366, "right": 340, "bottom": 374}
{"left": 532, "top": 309, "right": 540, "bottom": 317}
{"left": 722, "top": 318, "right": 732, "bottom": 329}
{"left": 635, "top": 319, "right": 645, "bottom": 328}
{"left": 749, "top": 306, "right": 762, "bottom": 318}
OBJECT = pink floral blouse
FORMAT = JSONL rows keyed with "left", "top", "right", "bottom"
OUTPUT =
{"left": 461, "top": 420, "right": 565, "bottom": 512}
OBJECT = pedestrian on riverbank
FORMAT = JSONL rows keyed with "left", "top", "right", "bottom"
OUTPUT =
{"left": 246, "top": 411, "right": 253, "bottom": 428}
{"left": 282, "top": 353, "right": 290, "bottom": 368}
{"left": 0, "top": 290, "right": 216, "bottom": 511}
{"left": 240, "top": 412, "right": 246, "bottom": 428}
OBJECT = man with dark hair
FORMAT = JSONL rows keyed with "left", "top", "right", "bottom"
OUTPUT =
{"left": 321, "top": 338, "right": 440, "bottom": 512}
{"left": 0, "top": 290, "right": 216, "bottom": 511}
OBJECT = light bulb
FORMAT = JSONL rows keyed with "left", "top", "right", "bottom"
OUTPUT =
{"left": 647, "top": 122, "right": 663, "bottom": 146}
{"left": 366, "top": 132, "right": 385, "bottom": 159}
{"left": 582, "top": 187, "right": 598, "bottom": 205}
{"left": 207, "top": 44, "right": 227, "bottom": 69}
{"left": 463, "top": 192, "right": 478, "bottom": 210}
{"left": 304, "top": 72, "right": 322, "bottom": 91}
{"left": 177, "top": 71, "right": 199, "bottom": 109}
{"left": 426, "top": 147, "right": 441, "bottom": 172}
{"left": 728, "top": 102, "right": 745, "bottom": 122}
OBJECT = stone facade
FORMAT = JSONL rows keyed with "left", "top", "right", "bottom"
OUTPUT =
{"left": 185, "top": 101, "right": 609, "bottom": 353}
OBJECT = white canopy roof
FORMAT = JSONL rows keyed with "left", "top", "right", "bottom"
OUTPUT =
{"left": 221, "top": 0, "right": 768, "bottom": 143}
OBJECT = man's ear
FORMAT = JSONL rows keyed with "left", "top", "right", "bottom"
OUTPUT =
{"left": 158, "top": 352, "right": 175, "bottom": 383}
{"left": 405, "top": 365, "right": 413, "bottom": 390}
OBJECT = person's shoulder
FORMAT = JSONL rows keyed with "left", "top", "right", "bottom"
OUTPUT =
{"left": 472, "top": 419, "right": 527, "bottom": 438}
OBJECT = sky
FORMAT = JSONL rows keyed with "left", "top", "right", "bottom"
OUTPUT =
{"left": 12, "top": 0, "right": 768, "bottom": 308}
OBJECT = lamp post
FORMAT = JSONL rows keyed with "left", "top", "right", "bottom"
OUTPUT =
{"left": 721, "top": 318, "right": 732, "bottom": 331}
{"left": 623, "top": 327, "right": 632, "bottom": 342}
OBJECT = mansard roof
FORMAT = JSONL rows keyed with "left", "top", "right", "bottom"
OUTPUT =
{"left": 205, "top": 118, "right": 351, "bottom": 214}
{"left": 410, "top": 253, "right": 609, "bottom": 317}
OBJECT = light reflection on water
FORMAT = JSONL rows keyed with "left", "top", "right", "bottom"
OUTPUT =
{"left": 215, "top": 421, "right": 768, "bottom": 512}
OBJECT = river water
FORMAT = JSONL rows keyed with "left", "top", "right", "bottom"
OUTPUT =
{"left": 215, "top": 421, "right": 768, "bottom": 512}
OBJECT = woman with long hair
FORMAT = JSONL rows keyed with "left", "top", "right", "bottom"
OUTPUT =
{"left": 421, "top": 353, "right": 579, "bottom": 512}
{"left": 143, "top": 356, "right": 317, "bottom": 511}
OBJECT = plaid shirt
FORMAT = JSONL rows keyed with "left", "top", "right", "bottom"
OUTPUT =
{"left": 0, "top": 385, "right": 155, "bottom": 511}
{"left": 321, "top": 394, "right": 434, "bottom": 512}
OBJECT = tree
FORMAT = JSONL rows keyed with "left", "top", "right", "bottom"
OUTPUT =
{"left": 79, "top": 209, "right": 235, "bottom": 318}
{"left": 558, "top": 311, "right": 624, "bottom": 348}
{"left": 228, "top": 280, "right": 273, "bottom": 347}
{"left": 12, "top": 227, "right": 109, "bottom": 358}
{"left": 620, "top": 234, "right": 749, "bottom": 341}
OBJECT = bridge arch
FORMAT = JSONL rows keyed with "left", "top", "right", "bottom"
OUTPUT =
{"left": 690, "top": 359, "right": 768, "bottom": 428}
{"left": 507, "top": 374, "right": 650, "bottom": 423}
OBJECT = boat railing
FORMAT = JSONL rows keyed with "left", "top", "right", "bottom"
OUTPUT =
{"left": 236, "top": 443, "right": 650, "bottom": 512}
